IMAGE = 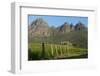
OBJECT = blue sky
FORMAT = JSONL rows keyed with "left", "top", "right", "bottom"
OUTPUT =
{"left": 28, "top": 15, "right": 88, "bottom": 27}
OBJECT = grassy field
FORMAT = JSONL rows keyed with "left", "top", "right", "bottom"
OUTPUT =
{"left": 28, "top": 43, "right": 88, "bottom": 60}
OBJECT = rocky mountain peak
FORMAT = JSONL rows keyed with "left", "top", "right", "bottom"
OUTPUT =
{"left": 57, "top": 22, "right": 70, "bottom": 33}
{"left": 31, "top": 18, "right": 48, "bottom": 27}
{"left": 28, "top": 18, "right": 87, "bottom": 41}
{"left": 75, "top": 21, "right": 86, "bottom": 30}
{"left": 28, "top": 18, "right": 50, "bottom": 38}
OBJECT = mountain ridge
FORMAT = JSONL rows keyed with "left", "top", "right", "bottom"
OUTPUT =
{"left": 28, "top": 18, "right": 87, "bottom": 38}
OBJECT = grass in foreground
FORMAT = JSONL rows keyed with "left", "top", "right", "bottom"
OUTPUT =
{"left": 28, "top": 43, "right": 88, "bottom": 60}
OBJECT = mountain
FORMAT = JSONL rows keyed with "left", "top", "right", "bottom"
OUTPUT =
{"left": 28, "top": 18, "right": 50, "bottom": 38}
{"left": 75, "top": 22, "right": 87, "bottom": 30}
{"left": 56, "top": 22, "right": 87, "bottom": 33}
{"left": 28, "top": 18, "right": 87, "bottom": 42}
{"left": 57, "top": 22, "right": 71, "bottom": 33}
{"left": 70, "top": 23, "right": 75, "bottom": 31}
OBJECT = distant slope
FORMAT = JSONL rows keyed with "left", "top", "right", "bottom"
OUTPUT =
{"left": 50, "top": 29, "right": 88, "bottom": 48}
{"left": 30, "top": 29, "right": 87, "bottom": 49}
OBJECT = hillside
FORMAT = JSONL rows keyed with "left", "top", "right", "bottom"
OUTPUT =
{"left": 28, "top": 18, "right": 88, "bottom": 48}
{"left": 50, "top": 29, "right": 88, "bottom": 48}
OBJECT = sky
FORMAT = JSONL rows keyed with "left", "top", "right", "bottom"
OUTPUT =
{"left": 28, "top": 15, "right": 88, "bottom": 27}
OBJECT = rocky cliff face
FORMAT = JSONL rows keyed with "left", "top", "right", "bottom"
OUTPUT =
{"left": 57, "top": 22, "right": 71, "bottom": 33}
{"left": 28, "top": 18, "right": 50, "bottom": 38}
{"left": 75, "top": 22, "right": 86, "bottom": 30}
{"left": 28, "top": 18, "right": 87, "bottom": 39}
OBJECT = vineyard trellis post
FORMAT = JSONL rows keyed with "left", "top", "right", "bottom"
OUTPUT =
{"left": 50, "top": 44, "right": 54, "bottom": 57}
{"left": 41, "top": 42, "right": 45, "bottom": 59}
{"left": 41, "top": 32, "right": 45, "bottom": 59}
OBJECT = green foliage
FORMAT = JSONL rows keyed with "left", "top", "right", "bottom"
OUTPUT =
{"left": 28, "top": 43, "right": 42, "bottom": 60}
{"left": 68, "top": 48, "right": 87, "bottom": 57}
{"left": 28, "top": 43, "right": 88, "bottom": 60}
{"left": 30, "top": 30, "right": 87, "bottom": 48}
